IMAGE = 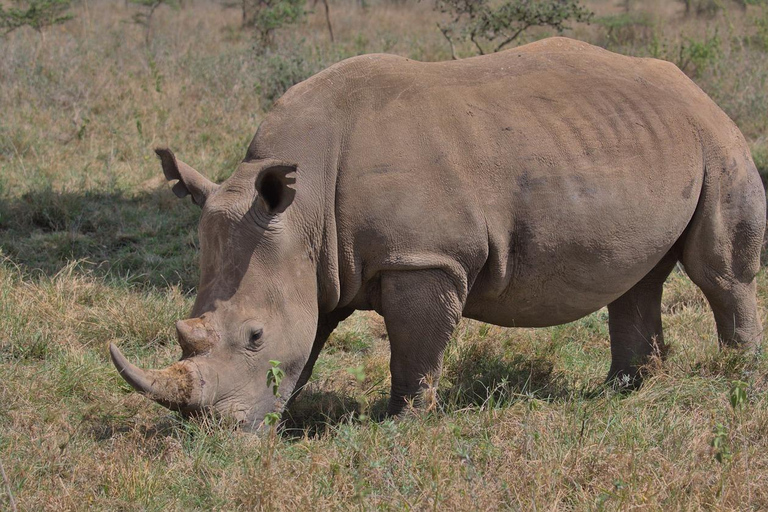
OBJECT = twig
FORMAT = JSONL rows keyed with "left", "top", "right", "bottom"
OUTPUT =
{"left": 144, "top": 0, "right": 161, "bottom": 46}
{"left": 321, "top": 0, "right": 334, "bottom": 42}
{"left": 494, "top": 23, "right": 530, "bottom": 53}
{"left": 469, "top": 30, "right": 485, "bottom": 55}
{"left": 437, "top": 23, "right": 457, "bottom": 60}
{"left": 0, "top": 458, "right": 17, "bottom": 512}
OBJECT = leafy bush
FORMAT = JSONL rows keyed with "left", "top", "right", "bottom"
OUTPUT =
{"left": 649, "top": 31, "right": 721, "bottom": 78}
{"left": 254, "top": 41, "right": 355, "bottom": 109}
{"left": 255, "top": 44, "right": 320, "bottom": 108}
{"left": 679, "top": 31, "right": 722, "bottom": 77}
{"left": 243, "top": 0, "right": 306, "bottom": 51}
{"left": 435, "top": 0, "right": 593, "bottom": 58}
{"left": 0, "top": 0, "right": 73, "bottom": 41}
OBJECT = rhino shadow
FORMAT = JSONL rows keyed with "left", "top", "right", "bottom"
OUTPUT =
{"left": 87, "top": 415, "right": 181, "bottom": 442}
{"left": 279, "top": 388, "right": 391, "bottom": 439}
{"left": 280, "top": 350, "right": 572, "bottom": 439}
{"left": 0, "top": 186, "right": 201, "bottom": 291}
{"left": 440, "top": 352, "right": 571, "bottom": 410}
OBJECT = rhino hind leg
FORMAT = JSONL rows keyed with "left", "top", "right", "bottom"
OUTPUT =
{"left": 380, "top": 269, "right": 465, "bottom": 416}
{"left": 606, "top": 249, "right": 680, "bottom": 386}
{"left": 681, "top": 159, "right": 766, "bottom": 351}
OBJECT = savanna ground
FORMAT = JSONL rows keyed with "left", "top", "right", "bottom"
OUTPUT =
{"left": 2, "top": 0, "right": 768, "bottom": 509}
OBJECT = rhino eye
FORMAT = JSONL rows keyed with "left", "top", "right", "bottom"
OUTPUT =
{"left": 247, "top": 328, "right": 263, "bottom": 351}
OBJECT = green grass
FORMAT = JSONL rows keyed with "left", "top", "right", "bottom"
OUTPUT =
{"left": 2, "top": 0, "right": 768, "bottom": 509}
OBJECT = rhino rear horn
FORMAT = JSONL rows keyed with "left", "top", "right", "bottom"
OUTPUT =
{"left": 155, "top": 147, "right": 218, "bottom": 208}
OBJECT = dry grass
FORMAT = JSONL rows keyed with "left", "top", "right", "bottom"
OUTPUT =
{"left": 2, "top": 0, "right": 768, "bottom": 509}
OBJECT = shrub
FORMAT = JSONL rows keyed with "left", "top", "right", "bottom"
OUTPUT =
{"left": 255, "top": 43, "right": 320, "bottom": 108}
{"left": 254, "top": 41, "right": 355, "bottom": 109}
{"left": 435, "top": 0, "right": 593, "bottom": 58}
{"left": 649, "top": 30, "right": 721, "bottom": 78}
{"left": 0, "top": 0, "right": 73, "bottom": 42}
{"left": 242, "top": 0, "right": 306, "bottom": 52}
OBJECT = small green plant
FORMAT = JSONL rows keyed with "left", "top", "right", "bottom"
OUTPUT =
{"left": 263, "top": 411, "right": 281, "bottom": 426}
{"left": 711, "top": 422, "right": 732, "bottom": 463}
{"left": 711, "top": 380, "right": 750, "bottom": 464}
{"left": 0, "top": 0, "right": 73, "bottom": 42}
{"left": 729, "top": 380, "right": 748, "bottom": 411}
{"left": 435, "top": 0, "right": 593, "bottom": 58}
{"left": 347, "top": 365, "right": 366, "bottom": 384}
{"left": 266, "top": 359, "right": 285, "bottom": 397}
{"left": 262, "top": 360, "right": 285, "bottom": 428}
{"left": 347, "top": 365, "right": 370, "bottom": 421}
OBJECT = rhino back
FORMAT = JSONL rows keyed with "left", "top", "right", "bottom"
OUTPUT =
{"left": 250, "top": 38, "right": 738, "bottom": 326}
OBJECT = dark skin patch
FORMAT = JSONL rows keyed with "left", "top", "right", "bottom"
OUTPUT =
{"left": 732, "top": 219, "right": 762, "bottom": 282}
{"left": 682, "top": 177, "right": 696, "bottom": 200}
{"left": 517, "top": 171, "right": 548, "bottom": 191}
{"left": 573, "top": 174, "right": 597, "bottom": 198}
{"left": 500, "top": 218, "right": 533, "bottom": 301}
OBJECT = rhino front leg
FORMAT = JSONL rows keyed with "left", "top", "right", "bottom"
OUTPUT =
{"left": 287, "top": 307, "right": 354, "bottom": 406}
{"left": 380, "top": 269, "right": 465, "bottom": 416}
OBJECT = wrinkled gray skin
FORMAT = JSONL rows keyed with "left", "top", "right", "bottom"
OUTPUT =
{"left": 111, "top": 38, "right": 766, "bottom": 430}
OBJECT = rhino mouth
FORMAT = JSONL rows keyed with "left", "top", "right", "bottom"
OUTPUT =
{"left": 109, "top": 343, "right": 203, "bottom": 412}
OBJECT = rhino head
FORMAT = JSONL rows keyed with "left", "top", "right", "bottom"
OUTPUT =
{"left": 110, "top": 148, "right": 319, "bottom": 430}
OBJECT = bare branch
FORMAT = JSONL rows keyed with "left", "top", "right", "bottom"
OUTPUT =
{"left": 494, "top": 23, "right": 529, "bottom": 53}
{"left": 321, "top": 0, "right": 333, "bottom": 42}
{"left": 438, "top": 23, "right": 457, "bottom": 60}
{"left": 470, "top": 30, "right": 485, "bottom": 55}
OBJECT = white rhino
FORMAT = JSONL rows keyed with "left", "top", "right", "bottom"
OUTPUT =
{"left": 110, "top": 38, "right": 766, "bottom": 429}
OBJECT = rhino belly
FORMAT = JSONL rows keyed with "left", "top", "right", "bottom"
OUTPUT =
{"left": 462, "top": 188, "right": 697, "bottom": 328}
{"left": 463, "top": 249, "right": 668, "bottom": 328}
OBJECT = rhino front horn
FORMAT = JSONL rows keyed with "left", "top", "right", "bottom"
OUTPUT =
{"left": 109, "top": 343, "right": 201, "bottom": 411}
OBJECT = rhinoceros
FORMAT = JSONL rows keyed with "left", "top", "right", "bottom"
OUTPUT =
{"left": 110, "top": 37, "right": 766, "bottom": 429}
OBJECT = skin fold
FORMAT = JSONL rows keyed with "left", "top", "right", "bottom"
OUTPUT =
{"left": 111, "top": 37, "right": 766, "bottom": 429}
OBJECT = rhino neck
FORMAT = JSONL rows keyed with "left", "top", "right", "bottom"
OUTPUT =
{"left": 245, "top": 106, "right": 346, "bottom": 315}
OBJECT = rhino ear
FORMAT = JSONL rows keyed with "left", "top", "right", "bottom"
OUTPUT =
{"left": 255, "top": 162, "right": 297, "bottom": 214}
{"left": 155, "top": 147, "right": 218, "bottom": 208}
